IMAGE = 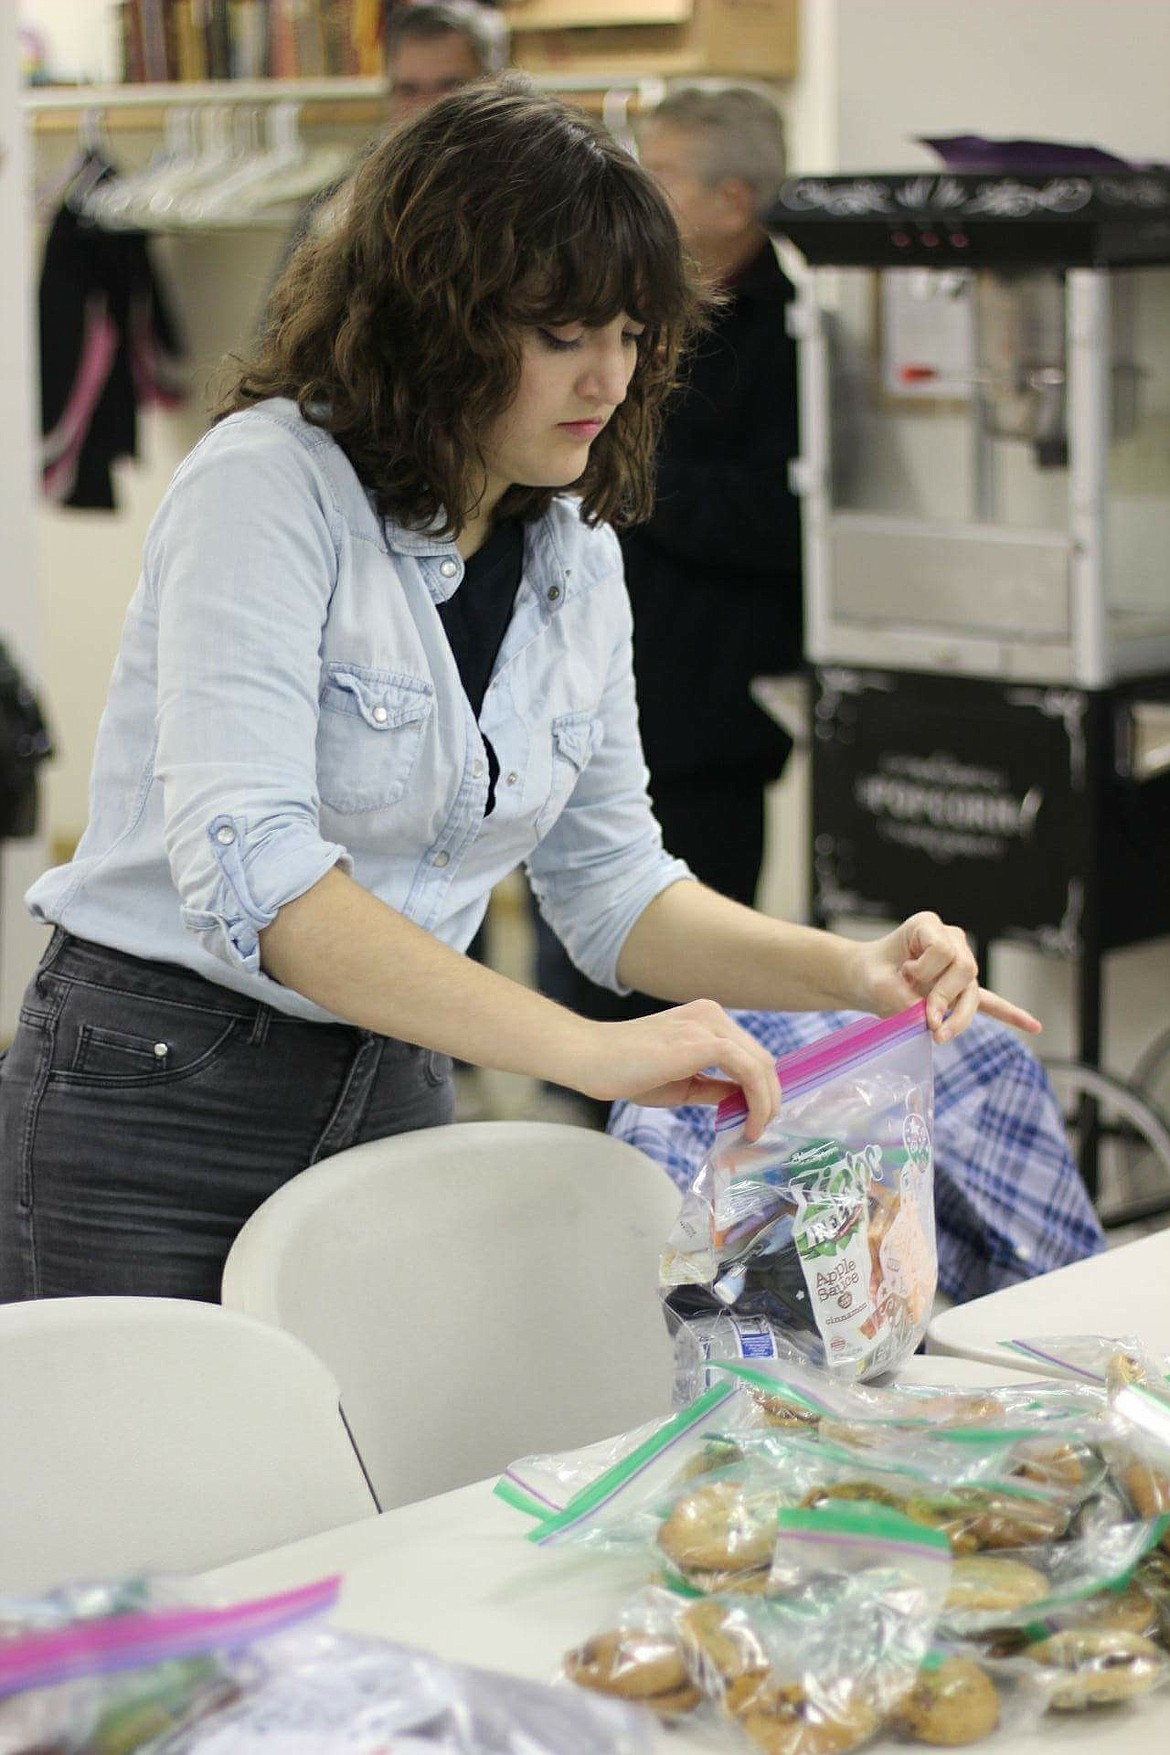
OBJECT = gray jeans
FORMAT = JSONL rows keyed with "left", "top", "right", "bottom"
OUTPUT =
{"left": 0, "top": 931, "right": 454, "bottom": 1302}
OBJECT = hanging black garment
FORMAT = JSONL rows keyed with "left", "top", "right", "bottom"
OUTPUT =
{"left": 38, "top": 151, "right": 185, "bottom": 511}
{"left": 0, "top": 644, "right": 53, "bottom": 840}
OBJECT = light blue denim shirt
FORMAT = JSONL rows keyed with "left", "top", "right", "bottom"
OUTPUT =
{"left": 28, "top": 399, "right": 692, "bottom": 1024}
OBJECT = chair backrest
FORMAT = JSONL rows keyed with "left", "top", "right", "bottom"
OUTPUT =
{"left": 221, "top": 1121, "right": 682, "bottom": 1509}
{"left": 0, "top": 1296, "right": 377, "bottom": 1596}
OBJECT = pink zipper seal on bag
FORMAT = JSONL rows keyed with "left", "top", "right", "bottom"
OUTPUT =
{"left": 715, "top": 1001, "right": 929, "bottom": 1133}
{"left": 0, "top": 1575, "right": 341, "bottom": 1696}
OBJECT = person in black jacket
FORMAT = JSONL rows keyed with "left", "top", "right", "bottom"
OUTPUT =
{"left": 532, "top": 85, "right": 804, "bottom": 1054}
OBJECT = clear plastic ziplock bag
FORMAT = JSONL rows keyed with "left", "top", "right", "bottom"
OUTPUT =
{"left": 0, "top": 1577, "right": 339, "bottom": 1755}
{"left": 174, "top": 1623, "right": 655, "bottom": 1755}
{"left": 562, "top": 1508, "right": 951, "bottom": 1750}
{"left": 939, "top": 1511, "right": 1170, "bottom": 1638}
{"left": 493, "top": 1411, "right": 682, "bottom": 1523}
{"left": 996, "top": 1333, "right": 1168, "bottom": 1386}
{"left": 886, "top": 1640, "right": 1057, "bottom": 1746}
{"left": 662, "top": 1003, "right": 937, "bottom": 1383}
{"left": 704, "top": 1358, "right": 1113, "bottom": 1504}
{"left": 521, "top": 1379, "right": 770, "bottom": 1548}
{"left": 683, "top": 1507, "right": 952, "bottom": 1755}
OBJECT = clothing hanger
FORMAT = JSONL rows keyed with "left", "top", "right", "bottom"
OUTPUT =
{"left": 85, "top": 106, "right": 200, "bottom": 230}
{"left": 176, "top": 103, "right": 351, "bottom": 229}
{"left": 143, "top": 105, "right": 238, "bottom": 224}
{"left": 34, "top": 107, "right": 113, "bottom": 220}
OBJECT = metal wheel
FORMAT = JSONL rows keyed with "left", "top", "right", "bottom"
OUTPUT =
{"left": 1042, "top": 1057, "right": 1170, "bottom": 1229}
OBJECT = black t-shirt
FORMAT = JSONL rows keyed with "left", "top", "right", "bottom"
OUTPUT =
{"left": 436, "top": 517, "right": 523, "bottom": 815}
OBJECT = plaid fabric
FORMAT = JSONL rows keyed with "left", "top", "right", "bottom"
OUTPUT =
{"left": 608, "top": 1011, "right": 1105, "bottom": 1305}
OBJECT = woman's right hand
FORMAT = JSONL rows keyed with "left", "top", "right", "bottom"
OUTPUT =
{"left": 572, "top": 1000, "right": 781, "bottom": 1140}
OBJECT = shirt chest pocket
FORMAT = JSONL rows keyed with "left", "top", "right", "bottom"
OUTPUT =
{"left": 533, "top": 709, "right": 603, "bottom": 837}
{"left": 317, "top": 664, "right": 434, "bottom": 815}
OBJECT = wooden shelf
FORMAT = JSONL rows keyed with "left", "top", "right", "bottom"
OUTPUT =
{"left": 21, "top": 72, "right": 664, "bottom": 134}
{"left": 23, "top": 77, "right": 387, "bottom": 134}
{"left": 22, "top": 77, "right": 389, "bottom": 109}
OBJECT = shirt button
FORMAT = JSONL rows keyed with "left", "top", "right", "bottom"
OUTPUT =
{"left": 215, "top": 825, "right": 236, "bottom": 845}
{"left": 433, "top": 850, "right": 450, "bottom": 867}
{"left": 505, "top": 771, "right": 518, "bottom": 787}
{"left": 372, "top": 705, "right": 388, "bottom": 724}
{"left": 472, "top": 759, "right": 484, "bottom": 778}
{"left": 440, "top": 559, "right": 458, "bottom": 578}
{"left": 547, "top": 585, "right": 561, "bottom": 601}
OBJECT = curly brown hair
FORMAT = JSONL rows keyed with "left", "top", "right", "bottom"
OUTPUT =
{"left": 217, "top": 80, "right": 705, "bottom": 536}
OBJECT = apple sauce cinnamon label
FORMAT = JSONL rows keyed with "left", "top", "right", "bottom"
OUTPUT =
{"left": 789, "top": 1142, "right": 884, "bottom": 1365}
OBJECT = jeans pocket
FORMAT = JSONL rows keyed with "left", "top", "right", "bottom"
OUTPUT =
{"left": 424, "top": 1049, "right": 453, "bottom": 1089}
{"left": 48, "top": 982, "right": 243, "bottom": 1087}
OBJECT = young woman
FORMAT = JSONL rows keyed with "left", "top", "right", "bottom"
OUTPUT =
{"left": 0, "top": 83, "right": 1038, "bottom": 1303}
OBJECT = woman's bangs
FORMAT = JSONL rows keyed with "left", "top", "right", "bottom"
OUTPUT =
{"left": 513, "top": 173, "right": 692, "bottom": 332}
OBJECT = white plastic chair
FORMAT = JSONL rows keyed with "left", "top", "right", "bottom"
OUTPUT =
{"left": 0, "top": 1296, "right": 378, "bottom": 1597}
{"left": 221, "top": 1121, "right": 682, "bottom": 1509}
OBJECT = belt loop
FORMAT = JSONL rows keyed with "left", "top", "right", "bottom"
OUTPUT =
{"left": 249, "top": 1004, "right": 271, "bottom": 1047}
{"left": 41, "top": 927, "right": 69, "bottom": 973}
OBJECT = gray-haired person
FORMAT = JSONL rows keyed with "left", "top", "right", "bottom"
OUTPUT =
{"left": 385, "top": 3, "right": 509, "bottom": 122}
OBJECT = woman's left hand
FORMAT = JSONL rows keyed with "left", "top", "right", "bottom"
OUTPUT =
{"left": 849, "top": 910, "right": 1042, "bottom": 1044}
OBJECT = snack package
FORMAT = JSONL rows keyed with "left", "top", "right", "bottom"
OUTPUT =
{"left": 565, "top": 1508, "right": 951, "bottom": 1753}
{"left": 999, "top": 1333, "right": 1165, "bottom": 1386}
{"left": 562, "top": 1588, "right": 704, "bottom": 1724}
{"left": 938, "top": 1511, "right": 1170, "bottom": 1637}
{"left": 1019, "top": 1622, "right": 1170, "bottom": 1712}
{"left": 661, "top": 1004, "right": 937, "bottom": 1385}
{"left": 0, "top": 1580, "right": 652, "bottom": 1755}
{"left": 494, "top": 1411, "right": 684, "bottom": 1523}
{"left": 510, "top": 1379, "right": 764, "bottom": 1541}
{"left": 178, "top": 1625, "right": 654, "bottom": 1755}
{"left": 887, "top": 1641, "right": 1056, "bottom": 1746}
{"left": 703, "top": 1358, "right": 1113, "bottom": 1503}
{"left": 0, "top": 1577, "right": 338, "bottom": 1755}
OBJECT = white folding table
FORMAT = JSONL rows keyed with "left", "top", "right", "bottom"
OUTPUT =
{"left": 926, "top": 1230, "right": 1170, "bottom": 1375}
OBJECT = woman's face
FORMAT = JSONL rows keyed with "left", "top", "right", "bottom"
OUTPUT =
{"left": 477, "top": 313, "right": 645, "bottom": 507}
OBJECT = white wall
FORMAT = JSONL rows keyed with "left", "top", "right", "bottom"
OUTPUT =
{"left": 1, "top": 8, "right": 51, "bottom": 1031}
{"left": 833, "top": 0, "right": 1170, "bottom": 171}
{"left": 20, "top": 0, "right": 120, "bottom": 85}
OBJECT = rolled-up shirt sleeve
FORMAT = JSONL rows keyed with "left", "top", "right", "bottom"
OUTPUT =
{"left": 526, "top": 546, "right": 694, "bottom": 992}
{"left": 149, "top": 416, "right": 352, "bottom": 973}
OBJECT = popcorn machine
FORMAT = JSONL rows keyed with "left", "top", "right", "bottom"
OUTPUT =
{"left": 773, "top": 168, "right": 1170, "bottom": 686}
{"left": 767, "top": 168, "right": 1170, "bottom": 1206}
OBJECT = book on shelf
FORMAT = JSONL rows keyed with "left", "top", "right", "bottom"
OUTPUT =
{"left": 117, "top": 0, "right": 145, "bottom": 82}
{"left": 353, "top": 0, "right": 384, "bottom": 76}
{"left": 291, "top": 0, "right": 327, "bottom": 78}
{"left": 139, "top": 0, "right": 171, "bottom": 81}
{"left": 204, "top": 0, "right": 232, "bottom": 78}
{"left": 117, "top": 1, "right": 384, "bottom": 85}
{"left": 321, "top": 0, "right": 360, "bottom": 76}
{"left": 228, "top": 1, "right": 270, "bottom": 78}
{"left": 268, "top": 0, "right": 299, "bottom": 77}
{"left": 169, "top": 1, "right": 208, "bottom": 82}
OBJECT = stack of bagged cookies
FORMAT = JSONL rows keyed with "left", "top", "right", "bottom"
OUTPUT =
{"left": 548, "top": 1350, "right": 1170, "bottom": 1750}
